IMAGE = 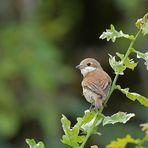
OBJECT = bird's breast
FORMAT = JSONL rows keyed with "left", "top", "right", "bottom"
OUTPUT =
{"left": 83, "top": 88, "right": 98, "bottom": 105}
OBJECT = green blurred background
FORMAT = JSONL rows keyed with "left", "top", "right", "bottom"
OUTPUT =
{"left": 0, "top": 0, "right": 148, "bottom": 147}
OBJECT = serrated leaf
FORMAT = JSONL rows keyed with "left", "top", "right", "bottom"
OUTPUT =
{"left": 109, "top": 52, "right": 137, "bottom": 74}
{"left": 26, "top": 139, "right": 45, "bottom": 148}
{"left": 81, "top": 113, "right": 97, "bottom": 132}
{"left": 81, "top": 111, "right": 102, "bottom": 131}
{"left": 117, "top": 85, "right": 148, "bottom": 107}
{"left": 99, "top": 24, "right": 134, "bottom": 42}
{"left": 81, "top": 110, "right": 96, "bottom": 126}
{"left": 81, "top": 110, "right": 103, "bottom": 134}
{"left": 135, "top": 50, "right": 146, "bottom": 59}
{"left": 136, "top": 13, "right": 148, "bottom": 35}
{"left": 124, "top": 58, "right": 138, "bottom": 70}
{"left": 116, "top": 52, "right": 138, "bottom": 70}
{"left": 116, "top": 52, "right": 124, "bottom": 59}
{"left": 134, "top": 50, "right": 148, "bottom": 70}
{"left": 109, "top": 54, "right": 126, "bottom": 75}
{"left": 103, "top": 112, "right": 135, "bottom": 126}
{"left": 106, "top": 135, "right": 139, "bottom": 148}
{"left": 26, "top": 139, "right": 36, "bottom": 148}
{"left": 61, "top": 111, "right": 104, "bottom": 147}
{"left": 61, "top": 115, "right": 85, "bottom": 147}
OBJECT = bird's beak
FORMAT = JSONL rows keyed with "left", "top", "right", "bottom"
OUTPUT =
{"left": 76, "top": 64, "right": 85, "bottom": 69}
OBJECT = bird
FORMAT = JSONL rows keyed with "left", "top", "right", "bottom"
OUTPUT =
{"left": 76, "top": 58, "right": 112, "bottom": 109}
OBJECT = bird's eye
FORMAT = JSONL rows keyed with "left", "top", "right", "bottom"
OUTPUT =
{"left": 87, "top": 63, "right": 91, "bottom": 66}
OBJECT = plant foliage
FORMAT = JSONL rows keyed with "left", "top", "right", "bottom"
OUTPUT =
{"left": 25, "top": 13, "right": 148, "bottom": 148}
{"left": 60, "top": 13, "right": 148, "bottom": 148}
{"left": 107, "top": 124, "right": 148, "bottom": 148}
{"left": 103, "top": 112, "right": 135, "bottom": 126}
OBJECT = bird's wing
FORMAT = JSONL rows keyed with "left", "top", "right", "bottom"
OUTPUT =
{"left": 82, "top": 69, "right": 111, "bottom": 98}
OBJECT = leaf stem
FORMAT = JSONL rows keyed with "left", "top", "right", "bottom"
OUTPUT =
{"left": 102, "top": 29, "right": 141, "bottom": 111}
{"left": 79, "top": 29, "right": 141, "bottom": 148}
{"left": 79, "top": 130, "right": 91, "bottom": 148}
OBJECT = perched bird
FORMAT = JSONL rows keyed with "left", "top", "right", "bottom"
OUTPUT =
{"left": 76, "top": 58, "right": 112, "bottom": 109}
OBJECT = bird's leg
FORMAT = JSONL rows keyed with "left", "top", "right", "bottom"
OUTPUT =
{"left": 95, "top": 98, "right": 102, "bottom": 109}
{"left": 89, "top": 104, "right": 94, "bottom": 111}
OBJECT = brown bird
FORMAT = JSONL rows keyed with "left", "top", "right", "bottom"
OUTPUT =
{"left": 76, "top": 58, "right": 112, "bottom": 109}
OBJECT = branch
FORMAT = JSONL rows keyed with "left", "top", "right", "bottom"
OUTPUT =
{"left": 79, "top": 29, "right": 141, "bottom": 148}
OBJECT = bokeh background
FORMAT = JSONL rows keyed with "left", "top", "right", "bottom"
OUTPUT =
{"left": 0, "top": 0, "right": 148, "bottom": 147}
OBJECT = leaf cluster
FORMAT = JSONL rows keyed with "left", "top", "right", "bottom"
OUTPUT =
{"left": 107, "top": 124, "right": 148, "bottom": 148}
{"left": 61, "top": 111, "right": 135, "bottom": 148}
{"left": 60, "top": 13, "right": 148, "bottom": 148}
{"left": 100, "top": 14, "right": 148, "bottom": 107}
{"left": 24, "top": 13, "right": 148, "bottom": 148}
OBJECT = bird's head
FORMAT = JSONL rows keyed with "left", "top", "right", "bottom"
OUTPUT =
{"left": 76, "top": 58, "right": 103, "bottom": 76}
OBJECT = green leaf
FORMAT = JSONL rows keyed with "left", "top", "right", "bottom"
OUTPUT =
{"left": 109, "top": 54, "right": 126, "bottom": 75}
{"left": 106, "top": 135, "right": 139, "bottom": 148}
{"left": 26, "top": 139, "right": 45, "bottom": 148}
{"left": 136, "top": 13, "right": 148, "bottom": 35}
{"left": 124, "top": 58, "right": 138, "bottom": 70}
{"left": 116, "top": 52, "right": 124, "bottom": 59}
{"left": 109, "top": 53, "right": 138, "bottom": 74}
{"left": 81, "top": 110, "right": 103, "bottom": 134}
{"left": 91, "top": 145, "right": 98, "bottom": 148}
{"left": 99, "top": 24, "right": 134, "bottom": 42}
{"left": 117, "top": 85, "right": 148, "bottom": 107}
{"left": 61, "top": 115, "right": 85, "bottom": 147}
{"left": 116, "top": 52, "right": 138, "bottom": 70}
{"left": 103, "top": 112, "right": 135, "bottom": 126}
{"left": 61, "top": 110, "right": 104, "bottom": 147}
{"left": 135, "top": 50, "right": 146, "bottom": 59}
{"left": 134, "top": 50, "right": 148, "bottom": 70}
